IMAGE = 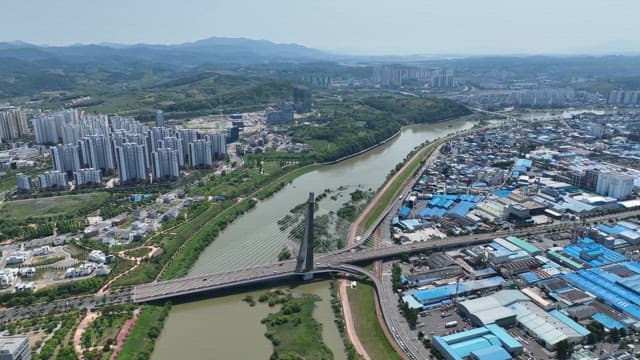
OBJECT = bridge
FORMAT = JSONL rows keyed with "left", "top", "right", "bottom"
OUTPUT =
{"left": 132, "top": 205, "right": 577, "bottom": 303}
{"left": 132, "top": 188, "right": 640, "bottom": 303}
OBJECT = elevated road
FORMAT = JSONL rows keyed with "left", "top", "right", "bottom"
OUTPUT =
{"left": 131, "top": 221, "right": 563, "bottom": 303}
{"left": 133, "top": 208, "right": 640, "bottom": 303}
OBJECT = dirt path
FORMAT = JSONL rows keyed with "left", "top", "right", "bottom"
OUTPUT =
{"left": 339, "top": 138, "right": 450, "bottom": 360}
{"left": 73, "top": 310, "right": 99, "bottom": 359}
{"left": 109, "top": 308, "right": 141, "bottom": 360}
{"left": 339, "top": 280, "right": 371, "bottom": 360}
{"left": 338, "top": 141, "right": 433, "bottom": 360}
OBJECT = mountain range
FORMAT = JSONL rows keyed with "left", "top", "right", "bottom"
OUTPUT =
{"left": 0, "top": 37, "right": 333, "bottom": 67}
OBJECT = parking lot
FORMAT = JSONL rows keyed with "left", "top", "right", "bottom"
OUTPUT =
{"left": 506, "top": 326, "right": 554, "bottom": 360}
{"left": 420, "top": 305, "right": 470, "bottom": 338}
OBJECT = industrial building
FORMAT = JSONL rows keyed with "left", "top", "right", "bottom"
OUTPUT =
{"left": 457, "top": 289, "right": 590, "bottom": 350}
{"left": 402, "top": 277, "right": 504, "bottom": 310}
{"left": 433, "top": 324, "right": 523, "bottom": 360}
{"left": 564, "top": 262, "right": 640, "bottom": 321}
{"left": 561, "top": 238, "right": 627, "bottom": 268}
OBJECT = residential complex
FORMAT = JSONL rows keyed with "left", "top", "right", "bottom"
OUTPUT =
{"left": 0, "top": 107, "right": 29, "bottom": 142}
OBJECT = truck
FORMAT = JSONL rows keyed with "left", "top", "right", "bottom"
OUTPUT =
{"left": 445, "top": 321, "right": 458, "bottom": 328}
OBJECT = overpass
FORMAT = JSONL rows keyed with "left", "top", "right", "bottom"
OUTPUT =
{"left": 132, "top": 220, "right": 566, "bottom": 303}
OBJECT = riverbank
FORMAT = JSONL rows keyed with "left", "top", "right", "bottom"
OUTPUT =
{"left": 122, "top": 116, "right": 479, "bottom": 359}
{"left": 320, "top": 130, "right": 401, "bottom": 165}
{"left": 347, "top": 284, "right": 401, "bottom": 360}
{"left": 337, "top": 119, "right": 505, "bottom": 359}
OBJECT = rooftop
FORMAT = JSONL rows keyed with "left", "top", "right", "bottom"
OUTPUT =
{"left": 433, "top": 324, "right": 522, "bottom": 360}
{"left": 0, "top": 335, "right": 27, "bottom": 355}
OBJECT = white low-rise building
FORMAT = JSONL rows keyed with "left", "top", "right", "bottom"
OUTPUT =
{"left": 6, "top": 252, "right": 28, "bottom": 265}
{"left": 88, "top": 250, "right": 106, "bottom": 263}
{"left": 18, "top": 267, "right": 36, "bottom": 278}
{"left": 14, "top": 282, "right": 36, "bottom": 293}
{"left": 65, "top": 263, "right": 95, "bottom": 278}
{"left": 95, "top": 265, "right": 111, "bottom": 276}
{"left": 0, "top": 270, "right": 16, "bottom": 288}
{"left": 32, "top": 246, "right": 52, "bottom": 256}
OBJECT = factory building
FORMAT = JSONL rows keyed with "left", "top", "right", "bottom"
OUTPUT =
{"left": 433, "top": 324, "right": 523, "bottom": 360}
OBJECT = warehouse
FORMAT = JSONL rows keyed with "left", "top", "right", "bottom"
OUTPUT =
{"left": 433, "top": 324, "right": 523, "bottom": 360}
{"left": 505, "top": 235, "right": 542, "bottom": 256}
{"left": 457, "top": 290, "right": 527, "bottom": 327}
{"left": 508, "top": 302, "right": 589, "bottom": 350}
{"left": 562, "top": 238, "right": 627, "bottom": 267}
{"left": 458, "top": 289, "right": 590, "bottom": 350}
{"left": 402, "top": 277, "right": 505, "bottom": 310}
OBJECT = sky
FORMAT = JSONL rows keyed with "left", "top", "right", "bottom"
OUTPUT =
{"left": 3, "top": 0, "right": 640, "bottom": 55}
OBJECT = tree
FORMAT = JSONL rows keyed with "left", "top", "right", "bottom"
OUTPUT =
{"left": 407, "top": 307, "right": 419, "bottom": 328}
{"left": 608, "top": 328, "right": 621, "bottom": 343}
{"left": 555, "top": 340, "right": 572, "bottom": 360}
{"left": 391, "top": 263, "right": 403, "bottom": 291}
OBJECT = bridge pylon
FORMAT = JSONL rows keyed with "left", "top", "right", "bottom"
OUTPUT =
{"left": 295, "top": 192, "right": 315, "bottom": 277}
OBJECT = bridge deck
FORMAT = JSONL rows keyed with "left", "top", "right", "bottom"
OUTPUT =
{"left": 132, "top": 211, "right": 640, "bottom": 303}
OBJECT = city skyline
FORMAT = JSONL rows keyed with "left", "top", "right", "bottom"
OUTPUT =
{"left": 2, "top": 0, "right": 640, "bottom": 55}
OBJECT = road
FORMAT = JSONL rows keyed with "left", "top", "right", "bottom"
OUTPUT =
{"left": 131, "top": 208, "right": 640, "bottom": 303}
{"left": 0, "top": 288, "right": 132, "bottom": 322}
{"left": 1, "top": 207, "right": 637, "bottom": 322}
{"left": 380, "top": 261, "right": 427, "bottom": 360}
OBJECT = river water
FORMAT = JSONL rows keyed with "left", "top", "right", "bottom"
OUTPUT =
{"left": 189, "top": 117, "right": 476, "bottom": 275}
{"left": 152, "top": 281, "right": 344, "bottom": 360}
{"left": 152, "top": 117, "right": 477, "bottom": 359}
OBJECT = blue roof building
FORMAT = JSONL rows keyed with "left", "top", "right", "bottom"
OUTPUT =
{"left": 470, "top": 346, "right": 512, "bottom": 360}
{"left": 515, "top": 158, "right": 533, "bottom": 169}
{"left": 562, "top": 238, "right": 627, "bottom": 267}
{"left": 433, "top": 324, "right": 523, "bottom": 360}
{"left": 592, "top": 312, "right": 627, "bottom": 330}
{"left": 403, "top": 277, "right": 505, "bottom": 309}
{"left": 398, "top": 206, "right": 411, "bottom": 219}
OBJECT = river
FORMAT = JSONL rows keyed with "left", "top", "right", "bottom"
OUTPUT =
{"left": 152, "top": 117, "right": 477, "bottom": 359}
{"left": 188, "top": 117, "right": 476, "bottom": 275}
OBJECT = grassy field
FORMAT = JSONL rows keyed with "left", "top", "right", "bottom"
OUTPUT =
{"left": 117, "top": 303, "right": 171, "bottom": 360}
{"left": 0, "top": 193, "right": 109, "bottom": 221}
{"left": 123, "top": 248, "right": 150, "bottom": 259}
{"left": 255, "top": 164, "right": 319, "bottom": 199}
{"left": 347, "top": 284, "right": 402, "bottom": 360}
{"left": 0, "top": 167, "right": 46, "bottom": 193}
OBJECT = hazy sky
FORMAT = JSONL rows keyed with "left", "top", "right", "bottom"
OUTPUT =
{"left": 3, "top": 0, "right": 639, "bottom": 55}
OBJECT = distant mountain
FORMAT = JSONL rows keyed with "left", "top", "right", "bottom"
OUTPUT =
{"left": 0, "top": 37, "right": 333, "bottom": 66}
